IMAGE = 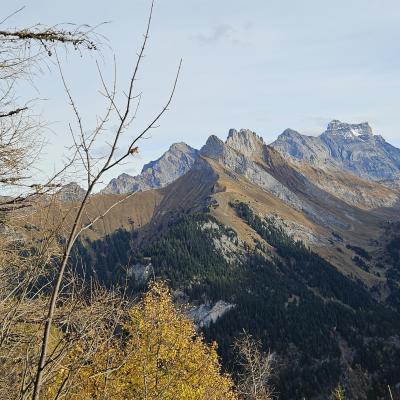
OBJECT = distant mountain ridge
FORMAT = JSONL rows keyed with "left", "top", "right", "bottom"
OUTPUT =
{"left": 271, "top": 120, "right": 400, "bottom": 185}
{"left": 102, "top": 120, "right": 400, "bottom": 194}
{"left": 103, "top": 142, "right": 199, "bottom": 194}
{"left": 56, "top": 182, "right": 86, "bottom": 202}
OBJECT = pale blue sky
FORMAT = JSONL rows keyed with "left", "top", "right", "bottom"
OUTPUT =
{"left": 6, "top": 0, "right": 400, "bottom": 185}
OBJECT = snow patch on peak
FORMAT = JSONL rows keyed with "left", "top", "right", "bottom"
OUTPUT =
{"left": 325, "top": 120, "right": 373, "bottom": 139}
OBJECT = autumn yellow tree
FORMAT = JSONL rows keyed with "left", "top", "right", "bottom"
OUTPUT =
{"left": 45, "top": 282, "right": 238, "bottom": 400}
{"left": 331, "top": 385, "right": 346, "bottom": 400}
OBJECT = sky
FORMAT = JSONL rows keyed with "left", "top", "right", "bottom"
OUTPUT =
{"left": 5, "top": 0, "right": 400, "bottom": 186}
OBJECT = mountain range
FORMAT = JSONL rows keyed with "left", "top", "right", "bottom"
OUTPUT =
{"left": 51, "top": 120, "right": 400, "bottom": 399}
{"left": 101, "top": 120, "right": 400, "bottom": 195}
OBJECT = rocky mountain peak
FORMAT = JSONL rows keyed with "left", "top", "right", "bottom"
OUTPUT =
{"left": 200, "top": 129, "right": 266, "bottom": 163}
{"left": 167, "top": 141, "right": 194, "bottom": 154}
{"left": 57, "top": 182, "right": 86, "bottom": 202}
{"left": 271, "top": 120, "right": 400, "bottom": 183}
{"left": 141, "top": 142, "right": 197, "bottom": 173}
{"left": 226, "top": 128, "right": 264, "bottom": 158}
{"left": 200, "top": 135, "right": 225, "bottom": 160}
{"left": 324, "top": 120, "right": 373, "bottom": 139}
{"left": 280, "top": 128, "right": 302, "bottom": 138}
{"left": 170, "top": 141, "right": 191, "bottom": 150}
{"left": 103, "top": 142, "right": 199, "bottom": 194}
{"left": 101, "top": 120, "right": 400, "bottom": 197}
{"left": 119, "top": 173, "right": 132, "bottom": 179}
{"left": 203, "top": 134, "right": 225, "bottom": 148}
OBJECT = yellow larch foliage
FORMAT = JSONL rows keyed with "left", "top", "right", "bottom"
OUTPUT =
{"left": 45, "top": 281, "right": 238, "bottom": 400}
{"left": 331, "top": 384, "right": 346, "bottom": 400}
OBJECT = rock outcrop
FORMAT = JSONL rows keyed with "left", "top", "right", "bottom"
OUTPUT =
{"left": 187, "top": 301, "right": 236, "bottom": 328}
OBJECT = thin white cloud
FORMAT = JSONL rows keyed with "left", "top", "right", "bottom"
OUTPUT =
{"left": 194, "top": 23, "right": 250, "bottom": 46}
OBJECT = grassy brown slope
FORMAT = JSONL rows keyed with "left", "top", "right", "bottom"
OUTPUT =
{"left": 204, "top": 157, "right": 385, "bottom": 286}
{"left": 296, "top": 163, "right": 399, "bottom": 210}
{"left": 82, "top": 190, "right": 164, "bottom": 240}
{"left": 24, "top": 150, "right": 399, "bottom": 289}
{"left": 22, "top": 189, "right": 164, "bottom": 244}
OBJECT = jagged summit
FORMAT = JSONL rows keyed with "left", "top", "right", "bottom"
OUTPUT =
{"left": 200, "top": 128, "right": 266, "bottom": 163}
{"left": 226, "top": 128, "right": 264, "bottom": 143}
{"left": 227, "top": 128, "right": 263, "bottom": 141}
{"left": 324, "top": 120, "right": 373, "bottom": 138}
{"left": 226, "top": 128, "right": 264, "bottom": 157}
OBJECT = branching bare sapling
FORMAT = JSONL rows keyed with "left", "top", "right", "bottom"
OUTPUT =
{"left": 234, "top": 332, "right": 276, "bottom": 400}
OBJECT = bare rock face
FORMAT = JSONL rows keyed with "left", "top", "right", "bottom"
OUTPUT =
{"left": 56, "top": 182, "right": 86, "bottom": 202}
{"left": 187, "top": 300, "right": 236, "bottom": 328}
{"left": 273, "top": 128, "right": 330, "bottom": 166}
{"left": 103, "top": 142, "right": 199, "bottom": 194}
{"left": 271, "top": 120, "right": 400, "bottom": 184}
{"left": 225, "top": 128, "right": 265, "bottom": 159}
{"left": 379, "top": 178, "right": 400, "bottom": 190}
{"left": 199, "top": 135, "right": 225, "bottom": 160}
{"left": 126, "top": 259, "right": 153, "bottom": 283}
